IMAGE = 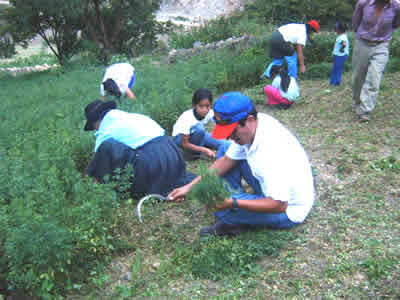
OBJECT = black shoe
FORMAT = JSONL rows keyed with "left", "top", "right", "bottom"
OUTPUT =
{"left": 199, "top": 221, "right": 245, "bottom": 237}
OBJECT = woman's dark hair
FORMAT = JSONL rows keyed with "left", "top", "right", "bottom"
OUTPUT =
{"left": 335, "top": 22, "right": 347, "bottom": 33}
{"left": 305, "top": 24, "right": 315, "bottom": 45}
{"left": 103, "top": 79, "right": 122, "bottom": 99}
{"left": 192, "top": 88, "right": 213, "bottom": 106}
{"left": 270, "top": 65, "right": 290, "bottom": 93}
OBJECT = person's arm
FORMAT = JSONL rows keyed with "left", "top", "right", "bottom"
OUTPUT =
{"left": 168, "top": 154, "right": 237, "bottom": 201}
{"left": 125, "top": 87, "right": 136, "bottom": 100}
{"left": 296, "top": 44, "right": 305, "bottom": 73}
{"left": 352, "top": 0, "right": 364, "bottom": 33}
{"left": 181, "top": 134, "right": 215, "bottom": 158}
{"left": 393, "top": 5, "right": 400, "bottom": 29}
{"left": 216, "top": 196, "right": 288, "bottom": 213}
{"left": 340, "top": 40, "right": 346, "bottom": 53}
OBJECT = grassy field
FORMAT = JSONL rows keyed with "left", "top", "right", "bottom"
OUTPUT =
{"left": 85, "top": 72, "right": 399, "bottom": 298}
{"left": 0, "top": 49, "right": 399, "bottom": 298}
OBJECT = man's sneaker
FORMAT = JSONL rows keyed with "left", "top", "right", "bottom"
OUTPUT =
{"left": 358, "top": 113, "right": 370, "bottom": 122}
{"left": 199, "top": 221, "right": 247, "bottom": 237}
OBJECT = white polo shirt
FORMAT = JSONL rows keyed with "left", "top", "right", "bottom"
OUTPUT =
{"left": 225, "top": 113, "right": 314, "bottom": 223}
{"left": 100, "top": 63, "right": 135, "bottom": 97}
{"left": 172, "top": 109, "right": 214, "bottom": 137}
{"left": 278, "top": 23, "right": 307, "bottom": 47}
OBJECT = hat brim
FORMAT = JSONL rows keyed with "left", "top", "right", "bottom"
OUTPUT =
{"left": 83, "top": 100, "right": 117, "bottom": 131}
{"left": 211, "top": 122, "right": 238, "bottom": 140}
{"left": 84, "top": 120, "right": 94, "bottom": 131}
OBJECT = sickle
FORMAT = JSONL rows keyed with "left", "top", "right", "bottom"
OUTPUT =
{"left": 136, "top": 194, "right": 170, "bottom": 223}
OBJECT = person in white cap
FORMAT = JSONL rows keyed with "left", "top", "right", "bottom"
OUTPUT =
{"left": 263, "top": 20, "right": 320, "bottom": 79}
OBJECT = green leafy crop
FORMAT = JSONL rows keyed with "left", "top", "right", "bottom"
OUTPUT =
{"left": 189, "top": 166, "right": 231, "bottom": 208}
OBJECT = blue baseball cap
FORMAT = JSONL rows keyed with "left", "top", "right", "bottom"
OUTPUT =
{"left": 211, "top": 92, "right": 254, "bottom": 139}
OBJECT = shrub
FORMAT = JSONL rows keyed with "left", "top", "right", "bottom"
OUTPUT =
{"left": 169, "top": 15, "right": 243, "bottom": 49}
{"left": 189, "top": 167, "right": 231, "bottom": 208}
{"left": 185, "top": 230, "right": 295, "bottom": 280}
{"left": 0, "top": 32, "right": 15, "bottom": 58}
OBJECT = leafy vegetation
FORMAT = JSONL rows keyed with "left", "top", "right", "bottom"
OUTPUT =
{"left": 189, "top": 166, "right": 230, "bottom": 207}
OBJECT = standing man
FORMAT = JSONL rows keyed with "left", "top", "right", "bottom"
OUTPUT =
{"left": 83, "top": 100, "right": 194, "bottom": 197}
{"left": 168, "top": 92, "right": 315, "bottom": 236}
{"left": 352, "top": 0, "right": 400, "bottom": 122}
{"left": 263, "top": 20, "right": 320, "bottom": 79}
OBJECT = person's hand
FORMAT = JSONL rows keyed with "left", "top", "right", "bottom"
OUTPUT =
{"left": 203, "top": 148, "right": 216, "bottom": 159}
{"left": 215, "top": 198, "right": 233, "bottom": 211}
{"left": 300, "top": 64, "right": 306, "bottom": 74}
{"left": 168, "top": 184, "right": 191, "bottom": 202}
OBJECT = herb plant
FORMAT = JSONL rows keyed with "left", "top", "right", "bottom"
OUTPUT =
{"left": 189, "top": 165, "right": 231, "bottom": 208}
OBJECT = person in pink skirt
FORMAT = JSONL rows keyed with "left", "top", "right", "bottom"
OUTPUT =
{"left": 264, "top": 65, "right": 300, "bottom": 109}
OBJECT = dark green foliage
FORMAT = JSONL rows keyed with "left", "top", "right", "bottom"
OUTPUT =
{"left": 0, "top": 4, "right": 17, "bottom": 58}
{"left": 187, "top": 230, "right": 295, "bottom": 280}
{"left": 169, "top": 15, "right": 243, "bottom": 49}
{"left": 0, "top": 65, "right": 124, "bottom": 297}
{"left": 7, "top": 0, "right": 83, "bottom": 65}
{"left": 189, "top": 167, "right": 231, "bottom": 207}
{"left": 81, "top": 0, "right": 162, "bottom": 63}
{"left": 245, "top": 0, "right": 358, "bottom": 27}
{"left": 0, "top": 32, "right": 15, "bottom": 58}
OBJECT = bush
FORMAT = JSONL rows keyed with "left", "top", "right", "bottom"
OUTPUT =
{"left": 0, "top": 32, "right": 15, "bottom": 58}
{"left": 174, "top": 230, "right": 296, "bottom": 280}
{"left": 169, "top": 15, "right": 244, "bottom": 49}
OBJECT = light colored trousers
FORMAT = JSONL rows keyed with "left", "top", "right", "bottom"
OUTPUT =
{"left": 352, "top": 38, "right": 389, "bottom": 114}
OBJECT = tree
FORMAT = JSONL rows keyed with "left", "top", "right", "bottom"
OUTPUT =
{"left": 6, "top": 0, "right": 83, "bottom": 65}
{"left": 81, "top": 0, "right": 162, "bottom": 62}
{"left": 245, "top": 0, "right": 359, "bottom": 28}
{"left": 5, "top": 0, "right": 163, "bottom": 65}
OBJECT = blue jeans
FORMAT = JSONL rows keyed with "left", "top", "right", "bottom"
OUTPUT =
{"left": 264, "top": 52, "right": 298, "bottom": 79}
{"left": 215, "top": 143, "right": 299, "bottom": 229}
{"left": 173, "top": 123, "right": 226, "bottom": 151}
{"left": 330, "top": 55, "right": 347, "bottom": 86}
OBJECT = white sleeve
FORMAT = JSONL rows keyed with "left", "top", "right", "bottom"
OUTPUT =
{"left": 225, "top": 142, "right": 247, "bottom": 160}
{"left": 296, "top": 25, "right": 307, "bottom": 46}
{"left": 272, "top": 76, "right": 281, "bottom": 89}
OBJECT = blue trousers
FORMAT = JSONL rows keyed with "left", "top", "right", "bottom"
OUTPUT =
{"left": 264, "top": 52, "right": 298, "bottom": 79}
{"left": 215, "top": 143, "right": 299, "bottom": 229}
{"left": 173, "top": 123, "right": 225, "bottom": 151}
{"left": 330, "top": 55, "right": 347, "bottom": 86}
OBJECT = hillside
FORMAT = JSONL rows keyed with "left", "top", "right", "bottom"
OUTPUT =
{"left": 0, "top": 4, "right": 399, "bottom": 297}
{"left": 91, "top": 72, "right": 400, "bottom": 298}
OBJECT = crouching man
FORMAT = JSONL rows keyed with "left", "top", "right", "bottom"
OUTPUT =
{"left": 83, "top": 100, "right": 194, "bottom": 197}
{"left": 168, "top": 92, "right": 315, "bottom": 236}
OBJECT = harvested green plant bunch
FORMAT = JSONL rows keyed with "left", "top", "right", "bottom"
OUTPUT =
{"left": 190, "top": 166, "right": 231, "bottom": 208}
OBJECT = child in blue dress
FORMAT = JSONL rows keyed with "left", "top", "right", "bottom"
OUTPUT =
{"left": 330, "top": 22, "right": 350, "bottom": 86}
{"left": 172, "top": 88, "right": 226, "bottom": 160}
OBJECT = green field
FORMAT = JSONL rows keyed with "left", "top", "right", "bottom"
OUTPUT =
{"left": 0, "top": 19, "right": 399, "bottom": 299}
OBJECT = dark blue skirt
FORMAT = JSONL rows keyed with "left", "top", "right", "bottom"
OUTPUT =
{"left": 85, "top": 136, "right": 195, "bottom": 197}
